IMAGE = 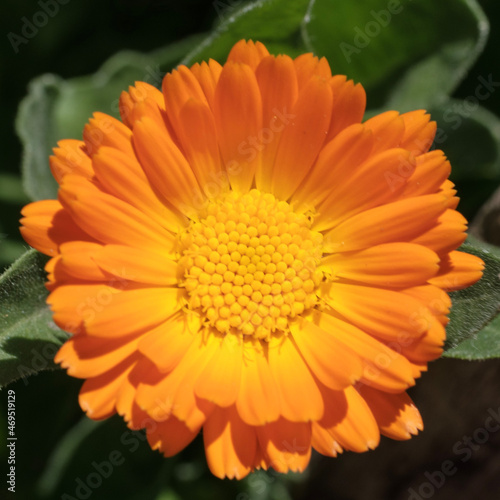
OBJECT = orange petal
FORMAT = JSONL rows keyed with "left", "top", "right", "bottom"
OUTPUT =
{"left": 399, "top": 110, "right": 436, "bottom": 155}
{"left": 317, "top": 385, "right": 380, "bottom": 452}
{"left": 400, "top": 150, "right": 451, "bottom": 198}
{"left": 359, "top": 387, "right": 423, "bottom": 440}
{"left": 83, "top": 287, "right": 184, "bottom": 338}
{"left": 133, "top": 116, "right": 202, "bottom": 216}
{"left": 49, "top": 139, "right": 93, "bottom": 183}
{"left": 235, "top": 340, "right": 280, "bottom": 426}
{"left": 292, "top": 123, "right": 373, "bottom": 209}
{"left": 291, "top": 318, "right": 363, "bottom": 390}
{"left": 195, "top": 334, "right": 243, "bottom": 407}
{"left": 79, "top": 353, "right": 139, "bottom": 420}
{"left": 58, "top": 175, "right": 176, "bottom": 252}
{"left": 362, "top": 111, "right": 405, "bottom": 154}
{"left": 147, "top": 415, "right": 201, "bottom": 457}
{"left": 311, "top": 311, "right": 415, "bottom": 392}
{"left": 429, "top": 250, "right": 484, "bottom": 291}
{"left": 20, "top": 199, "right": 93, "bottom": 257}
{"left": 293, "top": 53, "right": 331, "bottom": 89}
{"left": 311, "top": 422, "right": 343, "bottom": 457}
{"left": 257, "top": 418, "right": 312, "bottom": 473}
{"left": 316, "top": 148, "right": 416, "bottom": 230}
{"left": 190, "top": 59, "right": 223, "bottom": 109}
{"left": 271, "top": 75, "right": 333, "bottom": 200}
{"left": 226, "top": 39, "right": 269, "bottom": 69}
{"left": 119, "top": 81, "right": 166, "bottom": 129}
{"left": 403, "top": 284, "right": 451, "bottom": 316}
{"left": 92, "top": 146, "right": 186, "bottom": 232}
{"left": 204, "top": 405, "right": 258, "bottom": 479}
{"left": 322, "top": 242, "right": 439, "bottom": 287}
{"left": 55, "top": 332, "right": 142, "bottom": 379}
{"left": 322, "top": 193, "right": 449, "bottom": 253}
{"left": 411, "top": 208, "right": 467, "bottom": 255}
{"left": 83, "top": 112, "right": 133, "bottom": 157}
{"left": 255, "top": 54, "right": 298, "bottom": 192}
{"left": 136, "top": 333, "right": 218, "bottom": 431}
{"left": 267, "top": 336, "right": 323, "bottom": 422}
{"left": 396, "top": 315, "right": 445, "bottom": 363}
{"left": 138, "top": 312, "right": 199, "bottom": 372}
{"left": 213, "top": 61, "right": 263, "bottom": 193}
{"left": 175, "top": 99, "right": 227, "bottom": 198}
{"left": 322, "top": 282, "right": 435, "bottom": 342}
{"left": 162, "top": 65, "right": 208, "bottom": 124}
{"left": 326, "top": 76, "right": 366, "bottom": 141}
{"left": 93, "top": 244, "right": 178, "bottom": 286}
{"left": 58, "top": 241, "right": 107, "bottom": 281}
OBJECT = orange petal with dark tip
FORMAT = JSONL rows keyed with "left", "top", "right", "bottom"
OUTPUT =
{"left": 358, "top": 387, "right": 423, "bottom": 440}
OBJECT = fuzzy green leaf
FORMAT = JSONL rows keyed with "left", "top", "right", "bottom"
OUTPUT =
{"left": 444, "top": 237, "right": 500, "bottom": 358}
{"left": 0, "top": 250, "right": 66, "bottom": 388}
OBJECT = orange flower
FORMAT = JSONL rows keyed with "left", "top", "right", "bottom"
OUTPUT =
{"left": 20, "top": 40, "right": 483, "bottom": 479}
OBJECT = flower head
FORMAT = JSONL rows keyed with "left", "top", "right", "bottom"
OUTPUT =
{"left": 20, "top": 40, "right": 483, "bottom": 479}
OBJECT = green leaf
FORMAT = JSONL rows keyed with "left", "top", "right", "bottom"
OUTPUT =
{"left": 16, "top": 36, "right": 203, "bottom": 202}
{"left": 445, "top": 314, "right": 500, "bottom": 359}
{"left": 16, "top": 74, "right": 64, "bottom": 201}
{"left": 182, "top": 0, "right": 312, "bottom": 65}
{"left": 443, "top": 237, "right": 500, "bottom": 358}
{"left": 429, "top": 100, "right": 500, "bottom": 219}
{"left": 431, "top": 100, "right": 500, "bottom": 181}
{"left": 303, "top": 0, "right": 488, "bottom": 110}
{"left": 0, "top": 250, "right": 66, "bottom": 388}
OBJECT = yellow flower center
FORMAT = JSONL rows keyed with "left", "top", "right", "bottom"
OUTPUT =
{"left": 180, "top": 190, "right": 324, "bottom": 341}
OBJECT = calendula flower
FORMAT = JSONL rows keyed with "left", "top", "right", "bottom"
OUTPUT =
{"left": 20, "top": 40, "right": 483, "bottom": 479}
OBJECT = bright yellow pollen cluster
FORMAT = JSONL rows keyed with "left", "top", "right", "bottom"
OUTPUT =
{"left": 180, "top": 190, "right": 324, "bottom": 341}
